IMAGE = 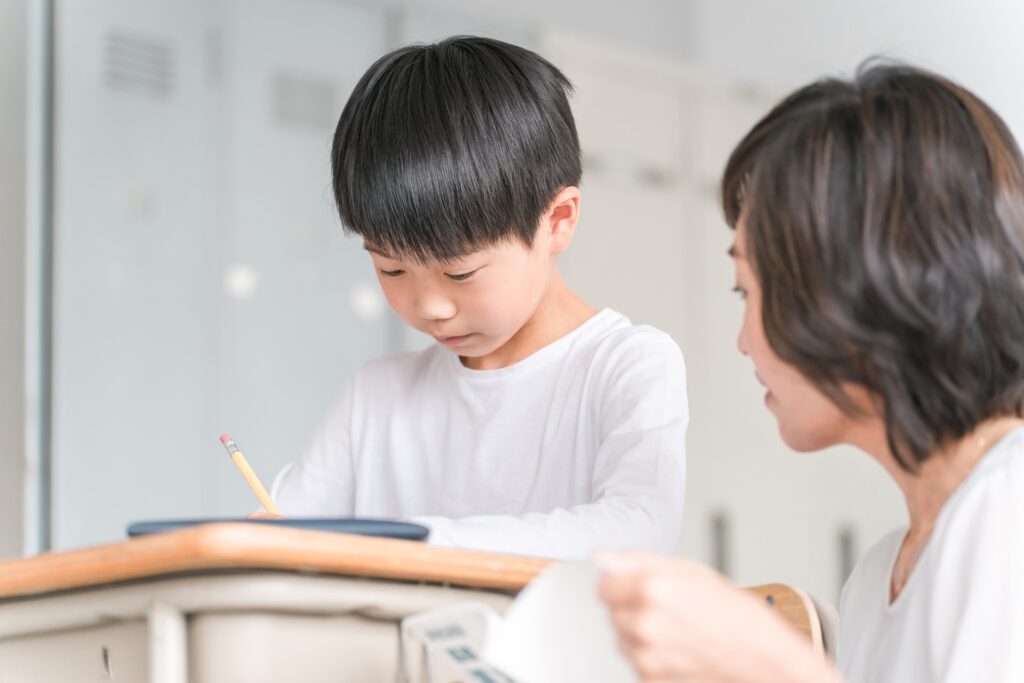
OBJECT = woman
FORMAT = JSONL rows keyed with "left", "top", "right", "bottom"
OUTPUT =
{"left": 599, "top": 64, "right": 1024, "bottom": 682}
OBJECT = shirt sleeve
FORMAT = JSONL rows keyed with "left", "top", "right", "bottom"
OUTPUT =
{"left": 270, "top": 379, "right": 357, "bottom": 517}
{"left": 924, "top": 454, "right": 1024, "bottom": 682}
{"left": 411, "top": 330, "right": 688, "bottom": 559}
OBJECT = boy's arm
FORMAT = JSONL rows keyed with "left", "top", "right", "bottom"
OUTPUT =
{"left": 270, "top": 381, "right": 357, "bottom": 517}
{"left": 413, "top": 332, "right": 688, "bottom": 559}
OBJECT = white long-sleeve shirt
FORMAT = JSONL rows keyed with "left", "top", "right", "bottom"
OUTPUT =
{"left": 837, "top": 427, "right": 1024, "bottom": 682}
{"left": 271, "top": 308, "right": 688, "bottom": 559}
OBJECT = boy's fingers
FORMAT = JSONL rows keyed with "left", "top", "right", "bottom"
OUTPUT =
{"left": 247, "top": 511, "right": 285, "bottom": 519}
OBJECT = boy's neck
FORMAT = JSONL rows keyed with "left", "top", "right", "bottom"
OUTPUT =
{"left": 461, "top": 271, "right": 597, "bottom": 371}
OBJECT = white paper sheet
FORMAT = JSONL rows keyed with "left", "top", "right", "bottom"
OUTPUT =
{"left": 485, "top": 561, "right": 639, "bottom": 683}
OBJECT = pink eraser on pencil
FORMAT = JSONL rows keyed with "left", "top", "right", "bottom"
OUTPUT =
{"left": 219, "top": 433, "right": 231, "bottom": 444}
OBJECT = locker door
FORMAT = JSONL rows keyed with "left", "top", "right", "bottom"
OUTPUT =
{"left": 51, "top": 0, "right": 393, "bottom": 547}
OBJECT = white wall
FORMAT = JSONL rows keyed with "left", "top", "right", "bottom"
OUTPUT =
{"left": 371, "top": 0, "right": 698, "bottom": 62}
{"left": 693, "top": 0, "right": 1024, "bottom": 137}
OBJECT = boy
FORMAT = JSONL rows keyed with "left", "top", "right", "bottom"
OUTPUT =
{"left": 271, "top": 36, "right": 687, "bottom": 560}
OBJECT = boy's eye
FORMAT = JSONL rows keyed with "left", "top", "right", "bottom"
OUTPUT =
{"left": 446, "top": 270, "right": 477, "bottom": 282}
{"left": 380, "top": 269, "right": 405, "bottom": 278}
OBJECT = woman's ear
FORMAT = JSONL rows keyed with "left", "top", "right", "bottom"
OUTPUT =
{"left": 540, "top": 186, "right": 582, "bottom": 256}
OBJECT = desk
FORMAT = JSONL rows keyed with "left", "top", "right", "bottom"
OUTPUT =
{"left": 0, "top": 524, "right": 821, "bottom": 682}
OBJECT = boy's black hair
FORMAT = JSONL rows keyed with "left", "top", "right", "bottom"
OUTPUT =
{"left": 330, "top": 35, "right": 582, "bottom": 263}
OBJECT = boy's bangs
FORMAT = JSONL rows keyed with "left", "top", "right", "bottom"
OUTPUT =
{"left": 332, "top": 38, "right": 582, "bottom": 263}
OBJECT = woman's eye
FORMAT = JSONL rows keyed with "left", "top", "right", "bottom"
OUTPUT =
{"left": 731, "top": 285, "right": 747, "bottom": 300}
{"left": 446, "top": 270, "right": 476, "bottom": 282}
{"left": 380, "top": 269, "right": 405, "bottom": 278}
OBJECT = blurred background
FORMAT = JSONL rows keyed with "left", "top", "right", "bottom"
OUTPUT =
{"left": 3, "top": 0, "right": 1023, "bottom": 604}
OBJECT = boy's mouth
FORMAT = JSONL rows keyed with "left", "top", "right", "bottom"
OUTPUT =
{"left": 436, "top": 333, "right": 474, "bottom": 347}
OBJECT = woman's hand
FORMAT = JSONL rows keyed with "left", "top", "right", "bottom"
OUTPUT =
{"left": 596, "top": 551, "right": 842, "bottom": 683}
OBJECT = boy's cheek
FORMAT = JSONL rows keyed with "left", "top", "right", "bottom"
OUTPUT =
{"left": 377, "top": 286, "right": 411, "bottom": 319}
{"left": 381, "top": 298, "right": 422, "bottom": 333}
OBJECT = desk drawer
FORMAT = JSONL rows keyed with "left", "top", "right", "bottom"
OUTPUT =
{"left": 0, "top": 619, "right": 147, "bottom": 683}
{"left": 190, "top": 612, "right": 398, "bottom": 683}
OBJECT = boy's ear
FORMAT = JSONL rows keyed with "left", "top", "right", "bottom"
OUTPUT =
{"left": 541, "top": 186, "right": 581, "bottom": 256}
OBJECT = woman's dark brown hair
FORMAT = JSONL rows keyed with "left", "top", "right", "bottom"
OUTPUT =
{"left": 721, "top": 62, "right": 1024, "bottom": 472}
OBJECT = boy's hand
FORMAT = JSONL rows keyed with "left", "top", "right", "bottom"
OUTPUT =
{"left": 247, "top": 511, "right": 286, "bottom": 519}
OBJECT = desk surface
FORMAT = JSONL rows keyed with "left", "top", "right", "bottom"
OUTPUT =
{"left": 0, "top": 524, "right": 550, "bottom": 600}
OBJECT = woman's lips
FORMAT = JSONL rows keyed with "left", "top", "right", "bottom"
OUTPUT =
{"left": 754, "top": 373, "right": 775, "bottom": 405}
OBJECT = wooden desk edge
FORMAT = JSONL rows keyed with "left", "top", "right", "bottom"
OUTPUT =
{"left": 0, "top": 524, "right": 551, "bottom": 599}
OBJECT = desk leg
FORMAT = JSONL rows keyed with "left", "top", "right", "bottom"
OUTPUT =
{"left": 148, "top": 602, "right": 188, "bottom": 683}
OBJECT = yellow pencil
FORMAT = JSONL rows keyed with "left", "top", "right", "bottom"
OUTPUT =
{"left": 219, "top": 434, "right": 282, "bottom": 515}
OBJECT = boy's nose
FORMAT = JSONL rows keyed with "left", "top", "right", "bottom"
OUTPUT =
{"left": 416, "top": 294, "right": 457, "bottom": 322}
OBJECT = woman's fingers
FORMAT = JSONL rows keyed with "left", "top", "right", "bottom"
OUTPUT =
{"left": 597, "top": 552, "right": 753, "bottom": 682}
{"left": 594, "top": 548, "right": 662, "bottom": 573}
{"left": 598, "top": 569, "right": 645, "bottom": 606}
{"left": 596, "top": 550, "right": 686, "bottom": 608}
{"left": 597, "top": 551, "right": 840, "bottom": 683}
